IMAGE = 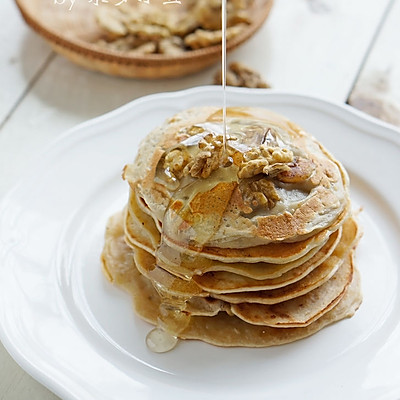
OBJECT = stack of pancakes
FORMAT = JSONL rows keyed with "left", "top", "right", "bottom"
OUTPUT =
{"left": 102, "top": 106, "right": 362, "bottom": 347}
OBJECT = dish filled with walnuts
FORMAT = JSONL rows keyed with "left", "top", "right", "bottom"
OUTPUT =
{"left": 15, "top": 0, "right": 273, "bottom": 78}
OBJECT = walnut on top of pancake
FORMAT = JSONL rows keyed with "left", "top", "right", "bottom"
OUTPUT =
{"left": 164, "top": 133, "right": 226, "bottom": 180}
{"left": 160, "top": 125, "right": 318, "bottom": 213}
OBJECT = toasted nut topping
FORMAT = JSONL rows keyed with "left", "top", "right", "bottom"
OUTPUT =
{"left": 240, "top": 178, "right": 280, "bottom": 209}
{"left": 164, "top": 149, "right": 191, "bottom": 180}
{"left": 163, "top": 131, "right": 231, "bottom": 180}
{"left": 184, "top": 134, "right": 225, "bottom": 178}
{"left": 238, "top": 145, "right": 294, "bottom": 179}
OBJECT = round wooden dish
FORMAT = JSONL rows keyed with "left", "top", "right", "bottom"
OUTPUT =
{"left": 15, "top": 0, "right": 273, "bottom": 79}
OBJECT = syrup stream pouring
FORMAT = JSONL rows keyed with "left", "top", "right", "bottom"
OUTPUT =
{"left": 146, "top": 0, "right": 229, "bottom": 353}
{"left": 222, "top": 0, "right": 227, "bottom": 156}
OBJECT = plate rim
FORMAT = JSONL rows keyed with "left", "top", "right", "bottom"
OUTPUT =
{"left": 1, "top": 86, "right": 399, "bottom": 206}
{"left": 0, "top": 87, "right": 399, "bottom": 400}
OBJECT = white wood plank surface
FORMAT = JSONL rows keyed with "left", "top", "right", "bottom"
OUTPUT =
{"left": 0, "top": 2, "right": 61, "bottom": 396}
{"left": 0, "top": 342, "right": 58, "bottom": 400}
{"left": 232, "top": 0, "right": 392, "bottom": 101}
{"left": 349, "top": 0, "right": 400, "bottom": 128}
{"left": 0, "top": 54, "right": 217, "bottom": 196}
{"left": 0, "top": 0, "right": 53, "bottom": 126}
{"left": 0, "top": 0, "right": 392, "bottom": 197}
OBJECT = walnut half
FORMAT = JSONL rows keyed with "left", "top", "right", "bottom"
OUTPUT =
{"left": 240, "top": 178, "right": 280, "bottom": 209}
{"left": 163, "top": 148, "right": 191, "bottom": 180}
{"left": 238, "top": 145, "right": 294, "bottom": 179}
{"left": 183, "top": 134, "right": 225, "bottom": 178}
{"left": 214, "top": 62, "right": 270, "bottom": 89}
{"left": 184, "top": 24, "right": 246, "bottom": 49}
{"left": 163, "top": 132, "right": 229, "bottom": 181}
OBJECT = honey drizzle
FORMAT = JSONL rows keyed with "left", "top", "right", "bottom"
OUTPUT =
{"left": 146, "top": 0, "right": 229, "bottom": 354}
{"left": 222, "top": 0, "right": 228, "bottom": 156}
{"left": 147, "top": 121, "right": 276, "bottom": 353}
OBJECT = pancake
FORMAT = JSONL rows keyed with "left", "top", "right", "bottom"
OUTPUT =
{"left": 192, "top": 216, "right": 358, "bottom": 293}
{"left": 101, "top": 106, "right": 362, "bottom": 350}
{"left": 102, "top": 209, "right": 362, "bottom": 346}
{"left": 123, "top": 220, "right": 354, "bottom": 310}
{"left": 192, "top": 227, "right": 342, "bottom": 293}
{"left": 181, "top": 270, "right": 362, "bottom": 347}
{"left": 230, "top": 252, "right": 353, "bottom": 328}
{"left": 162, "top": 210, "right": 346, "bottom": 263}
{"left": 133, "top": 244, "right": 206, "bottom": 298}
{"left": 107, "top": 240, "right": 362, "bottom": 347}
{"left": 156, "top": 234, "right": 328, "bottom": 280}
{"left": 131, "top": 219, "right": 356, "bottom": 327}
{"left": 212, "top": 257, "right": 341, "bottom": 305}
{"left": 125, "top": 197, "right": 159, "bottom": 256}
{"left": 103, "top": 211, "right": 229, "bottom": 318}
{"left": 127, "top": 198, "right": 341, "bottom": 283}
{"left": 126, "top": 185, "right": 349, "bottom": 264}
{"left": 101, "top": 211, "right": 135, "bottom": 285}
{"left": 124, "top": 107, "right": 350, "bottom": 249}
{"left": 185, "top": 297, "right": 228, "bottom": 317}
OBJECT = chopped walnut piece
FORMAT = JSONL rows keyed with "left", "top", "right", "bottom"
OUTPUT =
{"left": 184, "top": 25, "right": 246, "bottom": 49}
{"left": 95, "top": 1, "right": 254, "bottom": 55}
{"left": 162, "top": 132, "right": 229, "bottom": 181}
{"left": 165, "top": 12, "right": 200, "bottom": 37}
{"left": 260, "top": 146, "right": 293, "bottom": 163}
{"left": 214, "top": 62, "right": 270, "bottom": 88}
{"left": 130, "top": 41, "right": 157, "bottom": 55}
{"left": 228, "top": 9, "right": 252, "bottom": 25}
{"left": 118, "top": 3, "right": 169, "bottom": 28}
{"left": 184, "top": 151, "right": 220, "bottom": 179}
{"left": 238, "top": 145, "right": 294, "bottom": 179}
{"left": 219, "top": 69, "right": 243, "bottom": 87}
{"left": 163, "top": 148, "right": 191, "bottom": 180}
{"left": 193, "top": 0, "right": 223, "bottom": 30}
{"left": 239, "top": 159, "right": 269, "bottom": 178}
{"left": 159, "top": 36, "right": 185, "bottom": 55}
{"left": 231, "top": 0, "right": 255, "bottom": 8}
{"left": 186, "top": 125, "right": 205, "bottom": 136}
{"left": 96, "top": 7, "right": 128, "bottom": 38}
{"left": 183, "top": 134, "right": 225, "bottom": 178}
{"left": 193, "top": 0, "right": 252, "bottom": 30}
{"left": 126, "top": 23, "right": 170, "bottom": 41}
{"left": 240, "top": 178, "right": 280, "bottom": 209}
{"left": 97, "top": 36, "right": 146, "bottom": 52}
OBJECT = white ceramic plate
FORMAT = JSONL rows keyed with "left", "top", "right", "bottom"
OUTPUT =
{"left": 1, "top": 87, "right": 400, "bottom": 400}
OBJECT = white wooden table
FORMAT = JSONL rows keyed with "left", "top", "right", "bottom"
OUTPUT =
{"left": 0, "top": 0, "right": 399, "bottom": 398}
